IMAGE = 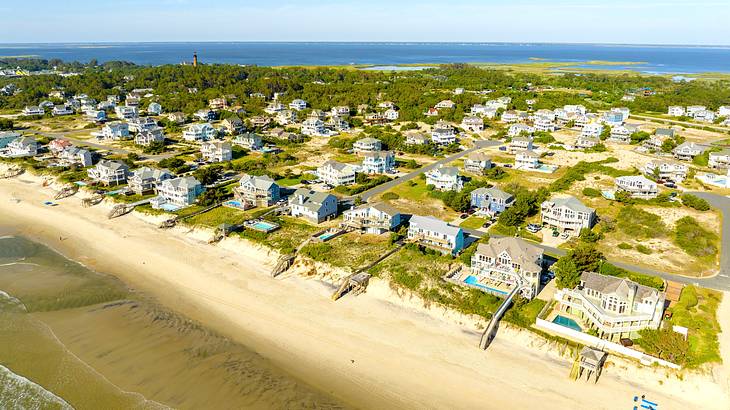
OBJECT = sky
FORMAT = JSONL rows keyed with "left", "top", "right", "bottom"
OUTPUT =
{"left": 1, "top": 0, "right": 729, "bottom": 45}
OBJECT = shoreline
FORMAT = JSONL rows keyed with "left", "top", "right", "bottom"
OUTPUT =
{"left": 1, "top": 171, "right": 729, "bottom": 409}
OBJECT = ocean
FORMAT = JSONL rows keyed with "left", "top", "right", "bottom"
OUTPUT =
{"left": 0, "top": 42, "right": 729, "bottom": 73}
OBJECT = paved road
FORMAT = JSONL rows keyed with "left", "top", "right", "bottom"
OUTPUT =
{"left": 356, "top": 140, "right": 502, "bottom": 201}
{"left": 463, "top": 190, "right": 730, "bottom": 292}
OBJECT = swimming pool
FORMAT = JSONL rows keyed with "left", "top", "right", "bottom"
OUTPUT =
{"left": 159, "top": 203, "right": 182, "bottom": 212}
{"left": 318, "top": 233, "right": 336, "bottom": 241}
{"left": 553, "top": 315, "right": 583, "bottom": 332}
{"left": 252, "top": 221, "right": 278, "bottom": 232}
{"left": 463, "top": 275, "right": 508, "bottom": 295}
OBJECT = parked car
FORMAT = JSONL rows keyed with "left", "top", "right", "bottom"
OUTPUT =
{"left": 459, "top": 213, "right": 468, "bottom": 219}
{"left": 664, "top": 182, "right": 676, "bottom": 188}
{"left": 503, "top": 164, "right": 513, "bottom": 168}
{"left": 499, "top": 146, "right": 507, "bottom": 151}
{"left": 526, "top": 223, "right": 541, "bottom": 233}
{"left": 482, "top": 220, "right": 493, "bottom": 228}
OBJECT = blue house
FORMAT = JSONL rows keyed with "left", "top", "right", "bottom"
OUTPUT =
{"left": 471, "top": 187, "right": 514, "bottom": 215}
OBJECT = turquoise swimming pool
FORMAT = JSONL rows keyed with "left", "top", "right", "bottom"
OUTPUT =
{"left": 319, "top": 233, "right": 335, "bottom": 241}
{"left": 463, "top": 275, "right": 508, "bottom": 295}
{"left": 253, "top": 221, "right": 278, "bottom": 232}
{"left": 553, "top": 315, "right": 583, "bottom": 332}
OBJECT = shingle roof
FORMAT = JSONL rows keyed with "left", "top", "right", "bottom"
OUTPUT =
{"left": 580, "top": 271, "right": 660, "bottom": 301}
{"left": 476, "top": 237, "right": 543, "bottom": 272}
{"left": 409, "top": 215, "right": 462, "bottom": 237}
{"left": 545, "top": 196, "right": 594, "bottom": 213}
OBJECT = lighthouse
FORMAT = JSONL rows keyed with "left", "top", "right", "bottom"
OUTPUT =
{"left": 193, "top": 52, "right": 198, "bottom": 67}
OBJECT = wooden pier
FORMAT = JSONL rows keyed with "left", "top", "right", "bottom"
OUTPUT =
{"left": 82, "top": 193, "right": 105, "bottom": 207}
{"left": 54, "top": 185, "right": 79, "bottom": 200}
{"left": 271, "top": 254, "right": 296, "bottom": 277}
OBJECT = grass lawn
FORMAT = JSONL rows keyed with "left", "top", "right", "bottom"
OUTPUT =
{"left": 460, "top": 216, "right": 488, "bottom": 230}
{"left": 300, "top": 232, "right": 395, "bottom": 270}
{"left": 376, "top": 179, "right": 459, "bottom": 220}
{"left": 238, "top": 216, "right": 320, "bottom": 254}
{"left": 185, "top": 206, "right": 271, "bottom": 228}
{"left": 489, "top": 222, "right": 542, "bottom": 243}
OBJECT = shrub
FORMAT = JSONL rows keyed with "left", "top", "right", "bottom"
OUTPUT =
{"left": 381, "top": 192, "right": 400, "bottom": 201}
{"left": 616, "top": 206, "right": 667, "bottom": 239}
{"left": 582, "top": 187, "right": 601, "bottom": 197}
{"left": 681, "top": 194, "right": 710, "bottom": 211}
{"left": 635, "top": 244, "right": 652, "bottom": 254}
{"left": 674, "top": 216, "right": 718, "bottom": 258}
{"left": 617, "top": 242, "right": 632, "bottom": 250}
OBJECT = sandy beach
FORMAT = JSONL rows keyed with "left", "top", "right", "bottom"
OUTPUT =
{"left": 1, "top": 171, "right": 729, "bottom": 410}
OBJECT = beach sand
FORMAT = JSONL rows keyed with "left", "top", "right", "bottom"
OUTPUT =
{"left": 1, "top": 172, "right": 728, "bottom": 410}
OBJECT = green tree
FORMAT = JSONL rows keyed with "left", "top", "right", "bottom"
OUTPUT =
{"left": 553, "top": 257, "right": 580, "bottom": 289}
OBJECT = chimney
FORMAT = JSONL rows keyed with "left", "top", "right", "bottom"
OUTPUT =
{"left": 193, "top": 52, "right": 198, "bottom": 67}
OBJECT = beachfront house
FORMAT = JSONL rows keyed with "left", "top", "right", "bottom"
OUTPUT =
{"left": 534, "top": 116, "right": 556, "bottom": 132}
{"left": 353, "top": 137, "right": 382, "bottom": 154}
{"left": 709, "top": 149, "right": 730, "bottom": 169}
{"left": 128, "top": 167, "right": 173, "bottom": 195}
{"left": 694, "top": 110, "right": 716, "bottom": 123}
{"left": 234, "top": 174, "right": 281, "bottom": 207}
{"left": 200, "top": 141, "right": 232, "bottom": 163}
{"left": 553, "top": 271, "right": 666, "bottom": 342}
{"left": 88, "top": 160, "right": 129, "bottom": 186}
{"left": 644, "top": 160, "right": 689, "bottom": 182}
{"left": 100, "top": 122, "right": 130, "bottom": 140}
{"left": 2, "top": 136, "right": 38, "bottom": 158}
{"left": 501, "top": 110, "right": 520, "bottom": 124}
{"left": 673, "top": 142, "right": 708, "bottom": 161}
{"left": 361, "top": 151, "right": 395, "bottom": 174}
{"left": 114, "top": 105, "right": 138, "bottom": 119}
{"left": 515, "top": 149, "right": 540, "bottom": 170}
{"left": 508, "top": 136, "right": 533, "bottom": 153}
{"left": 52, "top": 105, "right": 74, "bottom": 116}
{"left": 233, "top": 133, "right": 263, "bottom": 150}
{"left": 57, "top": 146, "right": 92, "bottom": 167}
{"left": 289, "top": 188, "right": 338, "bottom": 224}
{"left": 342, "top": 203, "right": 402, "bottom": 235}
{"left": 463, "top": 152, "right": 493, "bottom": 174}
{"left": 317, "top": 160, "right": 356, "bottom": 187}
{"left": 407, "top": 215, "right": 465, "bottom": 255}
{"left": 614, "top": 175, "right": 659, "bottom": 199}
{"left": 426, "top": 166, "right": 463, "bottom": 192}
{"left": 470, "top": 187, "right": 514, "bottom": 215}
{"left": 461, "top": 116, "right": 484, "bottom": 132}
{"left": 541, "top": 196, "right": 596, "bottom": 236}
{"left": 151, "top": 176, "right": 203, "bottom": 209}
{"left": 183, "top": 123, "right": 216, "bottom": 142}
{"left": 470, "top": 237, "right": 544, "bottom": 299}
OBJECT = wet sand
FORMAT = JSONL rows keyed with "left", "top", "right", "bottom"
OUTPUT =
{"left": 1, "top": 171, "right": 729, "bottom": 409}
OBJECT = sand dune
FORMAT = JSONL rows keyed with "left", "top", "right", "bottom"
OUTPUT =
{"left": 1, "top": 172, "right": 728, "bottom": 410}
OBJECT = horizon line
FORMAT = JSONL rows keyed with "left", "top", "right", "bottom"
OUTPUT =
{"left": 1, "top": 41, "right": 729, "bottom": 48}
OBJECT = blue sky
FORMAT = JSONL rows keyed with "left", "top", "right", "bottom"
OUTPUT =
{"left": 2, "top": 0, "right": 728, "bottom": 45}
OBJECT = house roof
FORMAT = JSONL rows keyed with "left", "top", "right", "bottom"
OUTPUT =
{"left": 472, "top": 187, "right": 513, "bottom": 201}
{"left": 580, "top": 271, "right": 661, "bottom": 301}
{"left": 409, "top": 215, "right": 462, "bottom": 237}
{"left": 467, "top": 152, "right": 491, "bottom": 162}
{"left": 240, "top": 174, "right": 277, "bottom": 190}
{"left": 544, "top": 196, "right": 594, "bottom": 214}
{"left": 321, "top": 160, "right": 355, "bottom": 173}
{"left": 166, "top": 176, "right": 201, "bottom": 189}
{"left": 432, "top": 166, "right": 459, "bottom": 177}
{"left": 132, "top": 166, "right": 171, "bottom": 181}
{"left": 291, "top": 188, "right": 336, "bottom": 212}
{"left": 356, "top": 137, "right": 380, "bottom": 145}
{"left": 98, "top": 160, "right": 128, "bottom": 171}
{"left": 476, "top": 237, "right": 543, "bottom": 272}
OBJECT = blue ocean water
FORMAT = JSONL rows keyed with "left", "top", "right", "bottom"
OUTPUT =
{"left": 0, "top": 42, "right": 729, "bottom": 73}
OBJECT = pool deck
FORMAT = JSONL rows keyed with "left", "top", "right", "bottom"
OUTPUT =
{"left": 445, "top": 270, "right": 513, "bottom": 298}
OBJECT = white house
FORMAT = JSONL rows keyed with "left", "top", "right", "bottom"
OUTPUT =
{"left": 147, "top": 102, "right": 163, "bottom": 115}
{"left": 515, "top": 149, "right": 540, "bottom": 169}
{"left": 668, "top": 106, "right": 686, "bottom": 117}
{"left": 183, "top": 123, "right": 216, "bottom": 142}
{"left": 501, "top": 110, "right": 520, "bottom": 124}
{"left": 686, "top": 105, "right": 706, "bottom": 117}
{"left": 615, "top": 175, "right": 659, "bottom": 199}
{"left": 673, "top": 142, "right": 708, "bottom": 161}
{"left": 718, "top": 106, "right": 730, "bottom": 118}
{"left": 463, "top": 152, "right": 492, "bottom": 174}
{"left": 435, "top": 100, "right": 456, "bottom": 109}
{"left": 317, "top": 160, "right": 356, "bottom": 186}
{"left": 235, "top": 174, "right": 281, "bottom": 207}
{"left": 709, "top": 149, "right": 730, "bottom": 169}
{"left": 407, "top": 215, "right": 465, "bottom": 255}
{"left": 301, "top": 118, "right": 327, "bottom": 136}
{"left": 127, "top": 116, "right": 158, "bottom": 133}
{"left": 693, "top": 110, "right": 716, "bottom": 123}
{"left": 554, "top": 271, "right": 666, "bottom": 341}
{"left": 128, "top": 167, "right": 173, "bottom": 194}
{"left": 289, "top": 99, "right": 308, "bottom": 111}
{"left": 152, "top": 176, "right": 203, "bottom": 209}
{"left": 331, "top": 106, "right": 350, "bottom": 117}
{"left": 534, "top": 116, "right": 555, "bottom": 132}
{"left": 644, "top": 160, "right": 689, "bottom": 182}
{"left": 362, "top": 151, "right": 395, "bottom": 174}
{"left": 406, "top": 133, "right": 429, "bottom": 145}
{"left": 426, "top": 166, "right": 462, "bottom": 192}
{"left": 343, "top": 203, "right": 402, "bottom": 235}
{"left": 52, "top": 105, "right": 74, "bottom": 116}
{"left": 609, "top": 124, "right": 637, "bottom": 144}
{"left": 88, "top": 160, "right": 129, "bottom": 186}
{"left": 575, "top": 135, "right": 600, "bottom": 150}
{"left": 2, "top": 136, "right": 38, "bottom": 158}
{"left": 135, "top": 127, "right": 165, "bottom": 146}
{"left": 461, "top": 116, "right": 484, "bottom": 132}
{"left": 508, "top": 123, "right": 534, "bottom": 138}
{"left": 581, "top": 123, "right": 604, "bottom": 138}
{"left": 114, "top": 105, "right": 138, "bottom": 119}
{"left": 431, "top": 123, "right": 457, "bottom": 145}
{"left": 508, "top": 136, "right": 533, "bottom": 154}
{"left": 353, "top": 137, "right": 382, "bottom": 154}
{"left": 200, "top": 141, "right": 232, "bottom": 163}
{"left": 384, "top": 109, "right": 399, "bottom": 121}
{"left": 57, "top": 146, "right": 92, "bottom": 167}
{"left": 233, "top": 133, "right": 263, "bottom": 150}
{"left": 289, "top": 188, "right": 338, "bottom": 224}
{"left": 541, "top": 196, "right": 596, "bottom": 236}
{"left": 100, "top": 122, "right": 130, "bottom": 140}
{"left": 22, "top": 106, "right": 44, "bottom": 116}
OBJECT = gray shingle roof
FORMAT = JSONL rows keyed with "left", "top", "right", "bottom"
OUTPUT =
{"left": 476, "top": 237, "right": 543, "bottom": 272}
{"left": 409, "top": 215, "right": 462, "bottom": 237}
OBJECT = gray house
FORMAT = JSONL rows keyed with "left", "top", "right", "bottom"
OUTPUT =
{"left": 289, "top": 188, "right": 338, "bottom": 224}
{"left": 235, "top": 174, "right": 281, "bottom": 207}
